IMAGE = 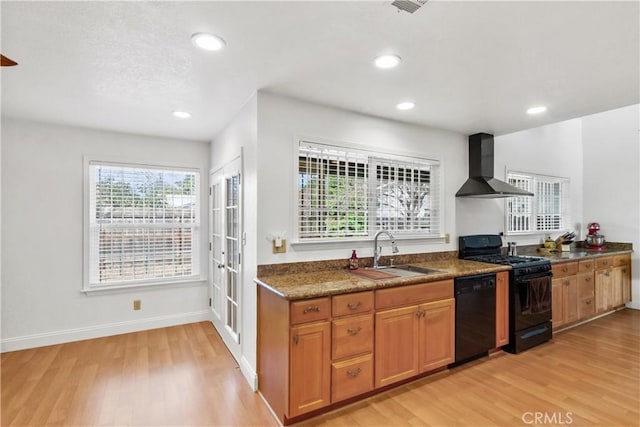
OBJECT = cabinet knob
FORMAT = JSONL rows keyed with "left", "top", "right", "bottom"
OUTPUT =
{"left": 586, "top": 299, "right": 592, "bottom": 305}
{"left": 564, "top": 280, "right": 570, "bottom": 286}
{"left": 293, "top": 335, "right": 299, "bottom": 345}
{"left": 415, "top": 309, "right": 425, "bottom": 318}
{"left": 346, "top": 367, "right": 362, "bottom": 378}
{"left": 303, "top": 305, "right": 320, "bottom": 314}
{"left": 347, "top": 326, "right": 362, "bottom": 336}
{"left": 585, "top": 277, "right": 591, "bottom": 282}
{"left": 347, "top": 302, "right": 362, "bottom": 311}
{"left": 562, "top": 267, "right": 568, "bottom": 273}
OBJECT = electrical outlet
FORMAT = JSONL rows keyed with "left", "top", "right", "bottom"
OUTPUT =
{"left": 272, "top": 239, "right": 287, "bottom": 254}
{"left": 445, "top": 233, "right": 450, "bottom": 244}
{"left": 133, "top": 300, "right": 141, "bottom": 310}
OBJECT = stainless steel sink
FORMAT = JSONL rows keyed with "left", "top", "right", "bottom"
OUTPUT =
{"left": 374, "top": 265, "right": 444, "bottom": 277}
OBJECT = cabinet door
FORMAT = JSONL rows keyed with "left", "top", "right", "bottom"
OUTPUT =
{"left": 620, "top": 266, "right": 632, "bottom": 304}
{"left": 495, "top": 272, "right": 509, "bottom": 347}
{"left": 289, "top": 322, "right": 331, "bottom": 418}
{"left": 563, "top": 277, "right": 578, "bottom": 324}
{"left": 611, "top": 267, "right": 626, "bottom": 308}
{"left": 374, "top": 305, "right": 419, "bottom": 388}
{"left": 418, "top": 298, "right": 455, "bottom": 373}
{"left": 595, "top": 269, "right": 613, "bottom": 313}
{"left": 552, "top": 278, "right": 565, "bottom": 328}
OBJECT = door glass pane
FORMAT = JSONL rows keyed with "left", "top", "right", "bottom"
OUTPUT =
{"left": 225, "top": 173, "right": 240, "bottom": 337}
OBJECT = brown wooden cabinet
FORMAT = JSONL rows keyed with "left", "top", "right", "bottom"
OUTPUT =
{"left": 577, "top": 259, "right": 595, "bottom": 319}
{"left": 374, "top": 305, "right": 420, "bottom": 387}
{"left": 613, "top": 254, "right": 632, "bottom": 306}
{"left": 552, "top": 262, "right": 578, "bottom": 329}
{"left": 418, "top": 298, "right": 455, "bottom": 372}
{"left": 289, "top": 321, "right": 331, "bottom": 418}
{"left": 495, "top": 271, "right": 509, "bottom": 347}
{"left": 374, "top": 280, "right": 454, "bottom": 388}
{"left": 330, "top": 291, "right": 374, "bottom": 403}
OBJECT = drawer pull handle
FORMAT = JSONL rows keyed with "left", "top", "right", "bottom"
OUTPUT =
{"left": 415, "top": 309, "right": 425, "bottom": 318}
{"left": 347, "top": 302, "right": 362, "bottom": 311}
{"left": 303, "top": 305, "right": 320, "bottom": 314}
{"left": 562, "top": 267, "right": 568, "bottom": 273}
{"left": 586, "top": 300, "right": 592, "bottom": 305}
{"left": 347, "top": 326, "right": 362, "bottom": 336}
{"left": 293, "top": 335, "right": 299, "bottom": 345}
{"left": 346, "top": 367, "right": 362, "bottom": 378}
{"left": 564, "top": 280, "right": 570, "bottom": 286}
{"left": 585, "top": 277, "right": 591, "bottom": 282}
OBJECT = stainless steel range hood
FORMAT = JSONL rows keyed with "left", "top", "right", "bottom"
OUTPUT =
{"left": 455, "top": 133, "right": 534, "bottom": 198}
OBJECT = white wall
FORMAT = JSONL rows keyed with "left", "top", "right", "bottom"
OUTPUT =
{"left": 210, "top": 95, "right": 258, "bottom": 388}
{"left": 1, "top": 118, "right": 211, "bottom": 351}
{"left": 456, "top": 119, "right": 585, "bottom": 246}
{"left": 582, "top": 104, "right": 640, "bottom": 308}
{"left": 256, "top": 92, "right": 467, "bottom": 265}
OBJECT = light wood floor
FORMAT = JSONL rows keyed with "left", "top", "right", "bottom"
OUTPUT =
{"left": 2, "top": 310, "right": 639, "bottom": 426}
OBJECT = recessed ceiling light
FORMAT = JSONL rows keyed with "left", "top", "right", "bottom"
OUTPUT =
{"left": 172, "top": 111, "right": 191, "bottom": 119}
{"left": 527, "top": 106, "right": 547, "bottom": 115}
{"left": 191, "top": 33, "right": 226, "bottom": 51}
{"left": 396, "top": 101, "right": 415, "bottom": 111}
{"left": 374, "top": 54, "right": 401, "bottom": 69}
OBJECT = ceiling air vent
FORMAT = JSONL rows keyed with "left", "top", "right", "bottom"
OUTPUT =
{"left": 392, "top": 0, "right": 428, "bottom": 14}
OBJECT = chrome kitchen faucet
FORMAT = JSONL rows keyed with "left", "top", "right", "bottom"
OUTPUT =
{"left": 373, "top": 230, "right": 399, "bottom": 268}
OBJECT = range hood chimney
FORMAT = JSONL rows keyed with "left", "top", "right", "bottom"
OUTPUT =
{"left": 455, "top": 133, "right": 534, "bottom": 198}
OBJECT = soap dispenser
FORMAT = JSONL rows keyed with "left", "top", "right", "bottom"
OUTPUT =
{"left": 349, "top": 250, "right": 359, "bottom": 270}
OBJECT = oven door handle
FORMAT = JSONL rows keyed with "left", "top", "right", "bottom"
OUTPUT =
{"left": 515, "top": 271, "right": 552, "bottom": 283}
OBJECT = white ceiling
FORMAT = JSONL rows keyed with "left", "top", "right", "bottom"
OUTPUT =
{"left": 1, "top": 1, "right": 638, "bottom": 142}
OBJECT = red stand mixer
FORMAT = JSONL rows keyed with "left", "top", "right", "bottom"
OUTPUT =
{"left": 585, "top": 222, "right": 606, "bottom": 250}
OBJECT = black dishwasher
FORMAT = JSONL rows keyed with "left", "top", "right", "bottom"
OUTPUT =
{"left": 454, "top": 273, "right": 496, "bottom": 364}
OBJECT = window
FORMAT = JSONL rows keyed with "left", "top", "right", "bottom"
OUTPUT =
{"left": 86, "top": 162, "right": 200, "bottom": 289}
{"left": 297, "top": 141, "right": 441, "bottom": 240}
{"left": 506, "top": 170, "right": 570, "bottom": 234}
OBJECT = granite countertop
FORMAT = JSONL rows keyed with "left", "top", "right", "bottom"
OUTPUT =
{"left": 255, "top": 259, "right": 510, "bottom": 300}
{"left": 517, "top": 241, "right": 633, "bottom": 264}
{"left": 255, "top": 242, "right": 633, "bottom": 301}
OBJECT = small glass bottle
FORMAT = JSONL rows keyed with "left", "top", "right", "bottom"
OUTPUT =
{"left": 349, "top": 250, "right": 359, "bottom": 270}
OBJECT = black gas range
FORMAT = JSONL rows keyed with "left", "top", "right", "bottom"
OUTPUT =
{"left": 459, "top": 235, "right": 553, "bottom": 353}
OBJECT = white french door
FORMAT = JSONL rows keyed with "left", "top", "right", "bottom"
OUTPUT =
{"left": 209, "top": 157, "right": 242, "bottom": 361}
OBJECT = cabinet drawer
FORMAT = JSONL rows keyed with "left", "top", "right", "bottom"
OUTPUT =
{"left": 578, "top": 260, "right": 595, "bottom": 273}
{"left": 552, "top": 262, "right": 578, "bottom": 278}
{"left": 291, "top": 297, "right": 331, "bottom": 325}
{"left": 578, "top": 297, "right": 595, "bottom": 319}
{"left": 595, "top": 257, "right": 613, "bottom": 270}
{"left": 332, "top": 291, "right": 373, "bottom": 318}
{"left": 331, "top": 314, "right": 373, "bottom": 360}
{"left": 375, "top": 280, "right": 453, "bottom": 310}
{"left": 613, "top": 254, "right": 631, "bottom": 267}
{"left": 331, "top": 354, "right": 374, "bottom": 403}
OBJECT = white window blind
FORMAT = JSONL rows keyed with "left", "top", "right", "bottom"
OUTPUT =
{"left": 87, "top": 163, "right": 200, "bottom": 288}
{"left": 506, "top": 171, "right": 569, "bottom": 234}
{"left": 298, "top": 141, "right": 441, "bottom": 240}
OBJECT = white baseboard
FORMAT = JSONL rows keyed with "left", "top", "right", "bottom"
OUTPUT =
{"left": 1, "top": 310, "right": 211, "bottom": 353}
{"left": 240, "top": 354, "right": 258, "bottom": 391}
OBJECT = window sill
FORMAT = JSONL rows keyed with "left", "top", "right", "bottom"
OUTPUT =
{"left": 82, "top": 277, "right": 206, "bottom": 294}
{"left": 291, "top": 234, "right": 445, "bottom": 249}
